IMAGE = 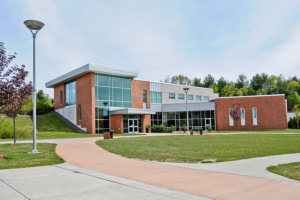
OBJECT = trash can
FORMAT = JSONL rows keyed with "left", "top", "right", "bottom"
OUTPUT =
{"left": 199, "top": 128, "right": 203, "bottom": 135}
{"left": 190, "top": 129, "right": 193, "bottom": 135}
{"left": 103, "top": 131, "right": 110, "bottom": 140}
{"left": 110, "top": 130, "right": 114, "bottom": 139}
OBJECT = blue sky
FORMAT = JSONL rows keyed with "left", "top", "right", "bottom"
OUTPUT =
{"left": 1, "top": 0, "right": 300, "bottom": 96}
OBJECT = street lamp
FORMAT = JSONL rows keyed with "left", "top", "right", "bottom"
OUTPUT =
{"left": 183, "top": 88, "right": 190, "bottom": 135}
{"left": 24, "top": 20, "right": 45, "bottom": 153}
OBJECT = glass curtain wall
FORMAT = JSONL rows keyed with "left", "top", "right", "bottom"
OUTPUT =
{"left": 150, "top": 92, "right": 162, "bottom": 103}
{"left": 65, "top": 80, "right": 76, "bottom": 106}
{"left": 95, "top": 73, "right": 132, "bottom": 133}
{"left": 151, "top": 110, "right": 215, "bottom": 131}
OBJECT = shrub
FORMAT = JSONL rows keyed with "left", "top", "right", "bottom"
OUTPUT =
{"left": 206, "top": 125, "right": 212, "bottom": 132}
{"left": 181, "top": 126, "right": 187, "bottom": 133}
{"left": 168, "top": 125, "right": 176, "bottom": 133}
{"left": 151, "top": 124, "right": 166, "bottom": 133}
{"left": 288, "top": 117, "right": 298, "bottom": 129}
{"left": 0, "top": 129, "right": 13, "bottom": 139}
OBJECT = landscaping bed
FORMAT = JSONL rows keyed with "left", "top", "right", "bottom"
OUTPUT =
{"left": 96, "top": 134, "right": 300, "bottom": 162}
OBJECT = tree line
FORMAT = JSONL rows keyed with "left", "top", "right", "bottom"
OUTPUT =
{"left": 161, "top": 73, "right": 300, "bottom": 111}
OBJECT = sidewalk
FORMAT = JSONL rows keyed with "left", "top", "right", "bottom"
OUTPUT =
{"left": 56, "top": 137, "right": 300, "bottom": 200}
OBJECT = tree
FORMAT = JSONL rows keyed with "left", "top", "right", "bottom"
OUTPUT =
{"left": 292, "top": 105, "right": 300, "bottom": 132}
{"left": 161, "top": 75, "right": 171, "bottom": 83}
{"left": 0, "top": 42, "right": 34, "bottom": 144}
{"left": 192, "top": 77, "right": 203, "bottom": 87}
{"left": 288, "top": 81, "right": 300, "bottom": 93}
{"left": 288, "top": 92, "right": 300, "bottom": 111}
{"left": 217, "top": 77, "right": 227, "bottom": 93}
{"left": 203, "top": 74, "right": 215, "bottom": 88}
{"left": 220, "top": 83, "right": 235, "bottom": 97}
{"left": 170, "top": 74, "right": 192, "bottom": 85}
{"left": 236, "top": 74, "right": 249, "bottom": 89}
{"left": 229, "top": 102, "right": 245, "bottom": 132}
{"left": 250, "top": 73, "right": 268, "bottom": 91}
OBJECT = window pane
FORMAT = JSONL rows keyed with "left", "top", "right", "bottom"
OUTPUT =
{"left": 211, "top": 111, "right": 215, "bottom": 118}
{"left": 97, "top": 100, "right": 110, "bottom": 107}
{"left": 167, "top": 112, "right": 176, "bottom": 119}
{"left": 178, "top": 94, "right": 184, "bottom": 100}
{"left": 123, "top": 102, "right": 131, "bottom": 108}
{"left": 123, "top": 77, "right": 131, "bottom": 88}
{"left": 193, "top": 119, "right": 201, "bottom": 126}
{"left": 180, "top": 120, "right": 187, "bottom": 126}
{"left": 98, "top": 87, "right": 109, "bottom": 100}
{"left": 241, "top": 109, "right": 245, "bottom": 119}
{"left": 113, "top": 101, "right": 122, "bottom": 107}
{"left": 113, "top": 76, "right": 122, "bottom": 87}
{"left": 157, "top": 112, "right": 162, "bottom": 120}
{"left": 123, "top": 89, "right": 131, "bottom": 101}
{"left": 143, "top": 90, "right": 146, "bottom": 102}
{"left": 167, "top": 120, "right": 175, "bottom": 127}
{"left": 152, "top": 98, "right": 157, "bottom": 103}
{"left": 253, "top": 108, "right": 257, "bottom": 118}
{"left": 169, "top": 93, "right": 175, "bottom": 99}
{"left": 192, "top": 111, "right": 200, "bottom": 119}
{"left": 97, "top": 108, "right": 109, "bottom": 120}
{"left": 152, "top": 92, "right": 157, "bottom": 98}
{"left": 97, "top": 74, "right": 109, "bottom": 86}
{"left": 205, "top": 111, "right": 210, "bottom": 118}
{"left": 196, "top": 96, "right": 201, "bottom": 101}
{"left": 113, "top": 88, "right": 122, "bottom": 101}
{"left": 157, "top": 99, "right": 162, "bottom": 103}
{"left": 99, "top": 120, "right": 109, "bottom": 129}
{"left": 180, "top": 112, "right": 187, "bottom": 119}
{"left": 157, "top": 92, "right": 162, "bottom": 98}
{"left": 188, "top": 95, "right": 193, "bottom": 100}
{"left": 204, "top": 96, "right": 209, "bottom": 102}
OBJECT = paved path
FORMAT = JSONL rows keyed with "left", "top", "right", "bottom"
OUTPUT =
{"left": 151, "top": 153, "right": 300, "bottom": 181}
{"left": 0, "top": 163, "right": 204, "bottom": 200}
{"left": 56, "top": 137, "right": 300, "bottom": 200}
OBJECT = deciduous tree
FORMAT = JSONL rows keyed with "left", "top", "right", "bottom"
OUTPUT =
{"left": 0, "top": 42, "right": 34, "bottom": 143}
{"left": 292, "top": 105, "right": 300, "bottom": 132}
{"left": 229, "top": 102, "right": 245, "bottom": 132}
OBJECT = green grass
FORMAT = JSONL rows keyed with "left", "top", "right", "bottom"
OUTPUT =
{"left": 96, "top": 134, "right": 300, "bottom": 162}
{"left": 0, "top": 143, "right": 64, "bottom": 169}
{"left": 0, "top": 114, "right": 144, "bottom": 142}
{"left": 267, "top": 162, "right": 300, "bottom": 181}
{"left": 213, "top": 129, "right": 300, "bottom": 134}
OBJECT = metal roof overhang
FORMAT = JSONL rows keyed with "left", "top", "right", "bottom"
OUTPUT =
{"left": 109, "top": 108, "right": 156, "bottom": 115}
{"left": 45, "top": 63, "right": 139, "bottom": 88}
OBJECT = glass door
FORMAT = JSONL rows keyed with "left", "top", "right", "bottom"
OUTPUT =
{"left": 128, "top": 119, "right": 138, "bottom": 133}
{"left": 205, "top": 119, "right": 211, "bottom": 130}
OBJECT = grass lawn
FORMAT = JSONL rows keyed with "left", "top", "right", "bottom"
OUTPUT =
{"left": 0, "top": 114, "right": 144, "bottom": 142}
{"left": 0, "top": 143, "right": 64, "bottom": 169}
{"left": 212, "top": 129, "right": 300, "bottom": 134}
{"left": 267, "top": 162, "right": 300, "bottom": 181}
{"left": 97, "top": 134, "right": 300, "bottom": 162}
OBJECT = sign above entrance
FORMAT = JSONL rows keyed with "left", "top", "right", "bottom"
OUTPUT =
{"left": 133, "top": 96, "right": 142, "bottom": 102}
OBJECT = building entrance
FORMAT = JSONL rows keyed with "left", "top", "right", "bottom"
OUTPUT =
{"left": 128, "top": 119, "right": 139, "bottom": 133}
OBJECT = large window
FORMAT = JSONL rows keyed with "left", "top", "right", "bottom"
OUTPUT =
{"left": 95, "top": 73, "right": 132, "bottom": 133}
{"left": 151, "top": 92, "right": 162, "bottom": 103}
{"left": 143, "top": 90, "right": 146, "bottom": 103}
{"left": 253, "top": 107, "right": 257, "bottom": 125}
{"left": 196, "top": 95, "right": 201, "bottom": 102}
{"left": 95, "top": 74, "right": 131, "bottom": 108}
{"left": 65, "top": 80, "right": 76, "bottom": 106}
{"left": 204, "top": 96, "right": 209, "bottom": 102}
{"left": 169, "top": 93, "right": 175, "bottom": 99}
{"left": 178, "top": 94, "right": 184, "bottom": 100}
{"left": 151, "top": 110, "right": 215, "bottom": 131}
{"left": 188, "top": 95, "right": 193, "bottom": 100}
{"left": 60, "top": 90, "right": 63, "bottom": 104}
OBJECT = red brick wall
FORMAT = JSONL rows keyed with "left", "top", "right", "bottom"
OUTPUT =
{"left": 141, "top": 114, "right": 151, "bottom": 133}
{"left": 132, "top": 79, "right": 150, "bottom": 109}
{"left": 76, "top": 72, "right": 95, "bottom": 134}
{"left": 215, "top": 96, "right": 288, "bottom": 131}
{"left": 54, "top": 83, "right": 65, "bottom": 110}
{"left": 110, "top": 114, "right": 123, "bottom": 134}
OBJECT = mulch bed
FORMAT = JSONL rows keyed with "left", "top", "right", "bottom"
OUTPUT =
{"left": 0, "top": 154, "right": 8, "bottom": 160}
{"left": 8, "top": 143, "right": 25, "bottom": 146}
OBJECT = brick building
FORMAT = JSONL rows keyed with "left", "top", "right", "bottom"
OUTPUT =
{"left": 46, "top": 64, "right": 288, "bottom": 134}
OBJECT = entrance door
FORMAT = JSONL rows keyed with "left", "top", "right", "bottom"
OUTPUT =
{"left": 205, "top": 118, "right": 211, "bottom": 130}
{"left": 128, "top": 119, "right": 138, "bottom": 133}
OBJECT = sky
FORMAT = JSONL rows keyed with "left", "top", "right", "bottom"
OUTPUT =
{"left": 1, "top": 0, "right": 300, "bottom": 97}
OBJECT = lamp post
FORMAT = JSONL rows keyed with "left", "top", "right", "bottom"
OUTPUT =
{"left": 183, "top": 88, "right": 190, "bottom": 135}
{"left": 24, "top": 20, "right": 45, "bottom": 153}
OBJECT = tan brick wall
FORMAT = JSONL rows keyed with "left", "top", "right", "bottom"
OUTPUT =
{"left": 110, "top": 114, "right": 123, "bottom": 134}
{"left": 142, "top": 114, "right": 151, "bottom": 133}
{"left": 76, "top": 72, "right": 95, "bottom": 134}
{"left": 54, "top": 83, "right": 65, "bottom": 110}
{"left": 131, "top": 79, "right": 150, "bottom": 109}
{"left": 215, "top": 96, "right": 288, "bottom": 131}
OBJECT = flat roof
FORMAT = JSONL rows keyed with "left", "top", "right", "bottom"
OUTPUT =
{"left": 210, "top": 94, "right": 285, "bottom": 101}
{"left": 45, "top": 64, "right": 139, "bottom": 88}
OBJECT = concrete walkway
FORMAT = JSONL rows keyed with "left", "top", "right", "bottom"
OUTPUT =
{"left": 152, "top": 153, "right": 300, "bottom": 181}
{"left": 56, "top": 137, "right": 300, "bottom": 200}
{"left": 0, "top": 163, "right": 204, "bottom": 200}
